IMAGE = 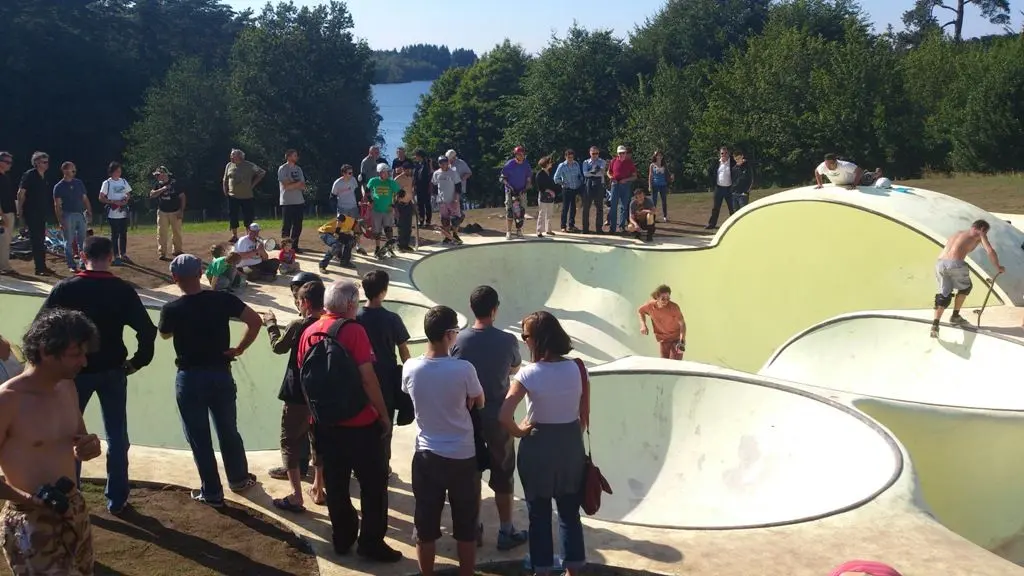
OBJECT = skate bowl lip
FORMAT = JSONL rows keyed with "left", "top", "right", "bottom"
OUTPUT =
{"left": 762, "top": 311, "right": 1024, "bottom": 411}
{"left": 577, "top": 358, "right": 906, "bottom": 530}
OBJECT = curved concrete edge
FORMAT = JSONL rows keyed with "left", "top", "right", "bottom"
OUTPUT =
{"left": 716, "top": 185, "right": 1024, "bottom": 306}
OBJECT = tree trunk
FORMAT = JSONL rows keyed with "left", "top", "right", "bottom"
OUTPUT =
{"left": 954, "top": 0, "right": 966, "bottom": 41}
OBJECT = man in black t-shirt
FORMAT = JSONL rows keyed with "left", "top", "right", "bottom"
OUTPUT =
{"left": 17, "top": 151, "right": 54, "bottom": 275}
{"left": 149, "top": 166, "right": 186, "bottom": 261}
{"left": 356, "top": 271, "right": 411, "bottom": 472}
{"left": 0, "top": 151, "right": 16, "bottom": 274}
{"left": 158, "top": 253, "right": 262, "bottom": 507}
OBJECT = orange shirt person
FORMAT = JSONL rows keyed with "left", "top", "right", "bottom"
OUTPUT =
{"left": 638, "top": 284, "right": 686, "bottom": 360}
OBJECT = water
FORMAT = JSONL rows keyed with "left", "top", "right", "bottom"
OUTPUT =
{"left": 372, "top": 80, "right": 433, "bottom": 162}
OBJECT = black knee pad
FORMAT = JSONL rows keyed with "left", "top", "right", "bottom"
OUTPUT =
{"left": 934, "top": 293, "right": 952, "bottom": 308}
{"left": 957, "top": 285, "right": 972, "bottom": 297}
{"left": 384, "top": 226, "right": 393, "bottom": 239}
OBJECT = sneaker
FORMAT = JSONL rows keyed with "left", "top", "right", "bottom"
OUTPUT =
{"left": 68, "top": 267, "right": 77, "bottom": 274}
{"left": 516, "top": 229, "right": 523, "bottom": 238}
{"left": 506, "top": 232, "right": 512, "bottom": 240}
{"left": 108, "top": 502, "right": 130, "bottom": 515}
{"left": 191, "top": 489, "right": 225, "bottom": 508}
{"left": 158, "top": 255, "right": 170, "bottom": 262}
{"left": 356, "top": 543, "right": 403, "bottom": 563}
{"left": 930, "top": 325, "right": 939, "bottom": 338}
{"left": 121, "top": 255, "right": 133, "bottom": 263}
{"left": 950, "top": 314, "right": 970, "bottom": 326}
{"left": 442, "top": 238, "right": 451, "bottom": 245}
{"left": 497, "top": 527, "right": 529, "bottom": 551}
{"left": 229, "top": 473, "right": 257, "bottom": 493}
{"left": 537, "top": 233, "right": 544, "bottom": 238}
{"left": 319, "top": 267, "right": 329, "bottom": 274}
{"left": 661, "top": 216, "right": 668, "bottom": 223}
{"left": 548, "top": 231, "right": 556, "bottom": 236}
{"left": 355, "top": 246, "right": 368, "bottom": 256}
{"left": 268, "top": 467, "right": 289, "bottom": 481}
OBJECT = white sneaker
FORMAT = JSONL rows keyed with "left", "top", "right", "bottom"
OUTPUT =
{"left": 661, "top": 216, "right": 668, "bottom": 223}
{"left": 506, "top": 232, "right": 512, "bottom": 240}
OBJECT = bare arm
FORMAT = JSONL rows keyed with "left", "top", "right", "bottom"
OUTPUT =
{"left": 498, "top": 380, "right": 532, "bottom": 438}
{"left": 579, "top": 362, "right": 590, "bottom": 432}
{"left": 398, "top": 342, "right": 411, "bottom": 364}
{"left": 83, "top": 196, "right": 92, "bottom": 219}
{"left": 252, "top": 167, "right": 266, "bottom": 187}
{"left": 980, "top": 233, "right": 1004, "bottom": 271}
{"left": 814, "top": 170, "right": 824, "bottom": 188}
{"left": 638, "top": 306, "right": 649, "bottom": 330}
{"left": 679, "top": 313, "right": 687, "bottom": 341}
{"left": 16, "top": 188, "right": 25, "bottom": 216}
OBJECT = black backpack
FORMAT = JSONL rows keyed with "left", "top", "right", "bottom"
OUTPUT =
{"left": 299, "top": 318, "right": 369, "bottom": 424}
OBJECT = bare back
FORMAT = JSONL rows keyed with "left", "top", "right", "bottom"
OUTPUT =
{"left": 938, "top": 231, "right": 982, "bottom": 262}
{"left": 0, "top": 377, "right": 80, "bottom": 495}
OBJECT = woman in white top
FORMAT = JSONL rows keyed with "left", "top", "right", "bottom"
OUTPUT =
{"left": 98, "top": 162, "right": 133, "bottom": 265}
{"left": 500, "top": 311, "right": 590, "bottom": 576}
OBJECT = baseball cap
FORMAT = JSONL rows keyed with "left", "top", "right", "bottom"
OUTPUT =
{"left": 152, "top": 166, "right": 170, "bottom": 176}
{"left": 616, "top": 145, "right": 627, "bottom": 154}
{"left": 249, "top": 222, "right": 261, "bottom": 232}
{"left": 169, "top": 254, "right": 202, "bottom": 277}
{"left": 446, "top": 149, "right": 457, "bottom": 159}
{"left": 438, "top": 155, "right": 449, "bottom": 163}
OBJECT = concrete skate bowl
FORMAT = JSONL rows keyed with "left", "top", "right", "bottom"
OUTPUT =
{"left": 410, "top": 185, "right": 1024, "bottom": 372}
{"left": 761, "top": 312, "right": 1024, "bottom": 563}
{"left": 530, "top": 358, "right": 903, "bottom": 529}
{"left": 0, "top": 290, "right": 456, "bottom": 450}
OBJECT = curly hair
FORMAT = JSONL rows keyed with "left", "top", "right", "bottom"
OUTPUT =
{"left": 23, "top": 309, "right": 99, "bottom": 366}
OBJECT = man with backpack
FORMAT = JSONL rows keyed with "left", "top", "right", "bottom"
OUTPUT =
{"left": 297, "top": 279, "right": 400, "bottom": 563}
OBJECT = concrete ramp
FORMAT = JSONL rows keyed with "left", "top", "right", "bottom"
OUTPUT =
{"left": 562, "top": 358, "right": 902, "bottom": 529}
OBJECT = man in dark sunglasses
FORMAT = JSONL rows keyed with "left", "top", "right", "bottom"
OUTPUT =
{"left": 17, "top": 151, "right": 54, "bottom": 275}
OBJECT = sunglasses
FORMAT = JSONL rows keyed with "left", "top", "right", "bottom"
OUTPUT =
{"left": 521, "top": 333, "right": 532, "bottom": 341}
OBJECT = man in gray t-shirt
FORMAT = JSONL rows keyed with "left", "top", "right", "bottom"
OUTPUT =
{"left": 449, "top": 285, "right": 528, "bottom": 549}
{"left": 278, "top": 149, "right": 306, "bottom": 251}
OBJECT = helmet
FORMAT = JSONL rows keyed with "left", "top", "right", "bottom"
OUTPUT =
{"left": 438, "top": 155, "right": 449, "bottom": 164}
{"left": 290, "top": 271, "right": 322, "bottom": 290}
{"left": 376, "top": 162, "right": 390, "bottom": 174}
{"left": 513, "top": 146, "right": 525, "bottom": 155}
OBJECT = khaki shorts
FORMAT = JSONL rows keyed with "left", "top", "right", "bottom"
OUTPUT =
{"left": 482, "top": 416, "right": 516, "bottom": 494}
{"left": 412, "top": 451, "right": 481, "bottom": 543}
{"left": 281, "top": 402, "right": 318, "bottom": 469}
{"left": 1, "top": 489, "right": 93, "bottom": 575}
{"left": 371, "top": 211, "right": 395, "bottom": 231}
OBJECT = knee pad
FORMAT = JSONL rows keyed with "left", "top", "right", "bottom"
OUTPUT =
{"left": 384, "top": 226, "right": 393, "bottom": 239}
{"left": 934, "top": 293, "right": 952, "bottom": 308}
{"left": 957, "top": 284, "right": 972, "bottom": 297}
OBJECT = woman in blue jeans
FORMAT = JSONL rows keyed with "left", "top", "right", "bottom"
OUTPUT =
{"left": 648, "top": 151, "right": 671, "bottom": 222}
{"left": 500, "top": 311, "right": 590, "bottom": 576}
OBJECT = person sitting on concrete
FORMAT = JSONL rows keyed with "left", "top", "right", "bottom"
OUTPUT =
{"left": 234, "top": 222, "right": 280, "bottom": 281}
{"left": 626, "top": 188, "right": 656, "bottom": 243}
{"left": 317, "top": 212, "right": 359, "bottom": 273}
{"left": 814, "top": 153, "right": 864, "bottom": 190}
{"left": 206, "top": 244, "right": 242, "bottom": 292}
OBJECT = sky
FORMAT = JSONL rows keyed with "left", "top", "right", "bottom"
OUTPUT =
{"left": 226, "top": 0, "right": 1018, "bottom": 54}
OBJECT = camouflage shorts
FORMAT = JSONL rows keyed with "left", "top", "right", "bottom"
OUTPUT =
{"left": 1, "top": 489, "right": 93, "bottom": 575}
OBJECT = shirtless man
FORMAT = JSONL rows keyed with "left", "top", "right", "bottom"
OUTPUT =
{"left": 931, "top": 219, "right": 1004, "bottom": 338}
{"left": 0, "top": 308, "right": 102, "bottom": 575}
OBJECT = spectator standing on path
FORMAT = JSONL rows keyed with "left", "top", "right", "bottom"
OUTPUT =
{"left": 262, "top": 276, "right": 326, "bottom": 513}
{"left": 360, "top": 145, "right": 382, "bottom": 200}
{"left": 39, "top": 235, "right": 157, "bottom": 513}
{"left": 607, "top": 146, "right": 637, "bottom": 234}
{"left": 98, "top": 162, "right": 133, "bottom": 265}
{"left": 534, "top": 156, "right": 557, "bottom": 238}
{"left": 0, "top": 151, "right": 16, "bottom": 274}
{"left": 814, "top": 153, "right": 864, "bottom": 190}
{"left": 331, "top": 164, "right": 361, "bottom": 221}
{"left": 413, "top": 149, "right": 434, "bottom": 227}
{"left": 223, "top": 149, "right": 266, "bottom": 243}
{"left": 648, "top": 151, "right": 672, "bottom": 223}
{"left": 638, "top": 284, "right": 686, "bottom": 360}
{"left": 149, "top": 166, "right": 185, "bottom": 261}
{"left": 499, "top": 311, "right": 589, "bottom": 576}
{"left": 730, "top": 151, "right": 754, "bottom": 210}
{"left": 706, "top": 146, "right": 736, "bottom": 230}
{"left": 403, "top": 305, "right": 485, "bottom": 576}
{"left": 553, "top": 149, "right": 583, "bottom": 233}
{"left": 159, "top": 254, "right": 261, "bottom": 507}
{"left": 366, "top": 163, "right": 400, "bottom": 257}
{"left": 391, "top": 147, "right": 409, "bottom": 173}
{"left": 447, "top": 149, "right": 473, "bottom": 200}
{"left": 433, "top": 156, "right": 462, "bottom": 245}
{"left": 278, "top": 149, "right": 307, "bottom": 252}
{"left": 357, "top": 271, "right": 411, "bottom": 474}
{"left": 580, "top": 146, "right": 607, "bottom": 235}
{"left": 16, "top": 151, "right": 54, "bottom": 275}
{"left": 52, "top": 162, "right": 93, "bottom": 272}
{"left": 450, "top": 285, "right": 530, "bottom": 551}
{"left": 500, "top": 146, "right": 532, "bottom": 240}
{"left": 296, "top": 280, "right": 401, "bottom": 562}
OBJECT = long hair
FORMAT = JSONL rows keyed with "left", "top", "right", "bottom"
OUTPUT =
{"left": 523, "top": 311, "right": 573, "bottom": 362}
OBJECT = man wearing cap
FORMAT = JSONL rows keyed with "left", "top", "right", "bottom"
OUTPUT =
{"left": 235, "top": 223, "right": 281, "bottom": 281}
{"left": 365, "top": 163, "right": 400, "bottom": 257}
{"left": 446, "top": 150, "right": 473, "bottom": 200}
{"left": 149, "top": 166, "right": 186, "bottom": 261}
{"left": 607, "top": 145, "right": 637, "bottom": 234}
{"left": 159, "top": 253, "right": 262, "bottom": 506}
{"left": 279, "top": 149, "right": 307, "bottom": 252}
{"left": 223, "top": 149, "right": 266, "bottom": 243}
{"left": 500, "top": 146, "right": 532, "bottom": 240}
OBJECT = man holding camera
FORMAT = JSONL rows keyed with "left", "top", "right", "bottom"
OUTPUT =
{"left": 0, "top": 308, "right": 103, "bottom": 575}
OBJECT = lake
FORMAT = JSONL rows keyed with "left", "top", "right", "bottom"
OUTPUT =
{"left": 372, "top": 80, "right": 433, "bottom": 161}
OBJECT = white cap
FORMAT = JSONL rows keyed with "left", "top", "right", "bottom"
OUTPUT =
{"left": 446, "top": 149, "right": 457, "bottom": 159}
{"left": 616, "top": 145, "right": 627, "bottom": 154}
{"left": 249, "top": 222, "right": 261, "bottom": 232}
{"left": 376, "top": 162, "right": 390, "bottom": 173}
{"left": 874, "top": 177, "right": 892, "bottom": 189}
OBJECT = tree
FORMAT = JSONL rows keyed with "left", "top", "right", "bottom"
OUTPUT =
{"left": 228, "top": 1, "right": 378, "bottom": 207}
{"left": 902, "top": 0, "right": 1011, "bottom": 41}
{"left": 123, "top": 57, "right": 234, "bottom": 212}
{"left": 503, "top": 26, "right": 632, "bottom": 167}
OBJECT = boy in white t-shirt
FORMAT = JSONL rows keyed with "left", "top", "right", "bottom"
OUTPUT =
{"left": 98, "top": 161, "right": 133, "bottom": 264}
{"left": 401, "top": 305, "right": 484, "bottom": 576}
{"left": 814, "top": 154, "right": 864, "bottom": 190}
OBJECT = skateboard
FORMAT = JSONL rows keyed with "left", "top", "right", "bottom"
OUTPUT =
{"left": 972, "top": 271, "right": 1002, "bottom": 327}
{"left": 375, "top": 238, "right": 398, "bottom": 260}
{"left": 413, "top": 213, "right": 419, "bottom": 251}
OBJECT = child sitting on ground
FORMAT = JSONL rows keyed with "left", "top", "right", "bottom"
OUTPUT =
{"left": 637, "top": 284, "right": 686, "bottom": 360}
{"left": 317, "top": 213, "right": 359, "bottom": 273}
{"left": 394, "top": 188, "right": 416, "bottom": 251}
{"left": 207, "top": 244, "right": 243, "bottom": 291}
{"left": 277, "top": 238, "right": 299, "bottom": 275}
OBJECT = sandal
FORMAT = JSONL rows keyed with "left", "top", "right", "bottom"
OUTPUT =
{"left": 272, "top": 496, "right": 306, "bottom": 513}
{"left": 307, "top": 487, "right": 326, "bottom": 506}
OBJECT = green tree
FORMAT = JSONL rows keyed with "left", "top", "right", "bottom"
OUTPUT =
{"left": 404, "top": 41, "right": 530, "bottom": 207}
{"left": 124, "top": 57, "right": 234, "bottom": 212}
{"left": 228, "top": 1, "right": 378, "bottom": 207}
{"left": 902, "top": 0, "right": 1011, "bottom": 41}
{"left": 503, "top": 26, "right": 632, "bottom": 166}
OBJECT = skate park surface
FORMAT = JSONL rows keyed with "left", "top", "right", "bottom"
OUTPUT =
{"left": 3, "top": 183, "right": 1024, "bottom": 574}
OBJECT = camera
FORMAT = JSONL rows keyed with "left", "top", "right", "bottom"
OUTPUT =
{"left": 36, "top": 477, "right": 75, "bottom": 515}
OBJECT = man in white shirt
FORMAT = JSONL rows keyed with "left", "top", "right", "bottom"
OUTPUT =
{"left": 706, "top": 146, "right": 736, "bottom": 229}
{"left": 234, "top": 222, "right": 280, "bottom": 281}
{"left": 446, "top": 150, "right": 473, "bottom": 199}
{"left": 814, "top": 154, "right": 864, "bottom": 190}
{"left": 402, "top": 305, "right": 484, "bottom": 576}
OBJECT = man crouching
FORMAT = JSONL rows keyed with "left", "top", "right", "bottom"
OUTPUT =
{"left": 0, "top": 308, "right": 102, "bottom": 575}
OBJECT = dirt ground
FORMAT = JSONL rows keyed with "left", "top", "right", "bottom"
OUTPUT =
{"left": 435, "top": 562, "right": 667, "bottom": 576}
{"left": 0, "top": 481, "right": 316, "bottom": 576}
{"left": 10, "top": 174, "right": 1022, "bottom": 290}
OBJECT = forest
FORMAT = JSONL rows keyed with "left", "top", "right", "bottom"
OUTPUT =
{"left": 372, "top": 45, "right": 478, "bottom": 84}
{"left": 404, "top": 0, "right": 1023, "bottom": 207}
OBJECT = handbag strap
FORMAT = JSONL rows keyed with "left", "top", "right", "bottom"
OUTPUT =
{"left": 573, "top": 358, "right": 591, "bottom": 457}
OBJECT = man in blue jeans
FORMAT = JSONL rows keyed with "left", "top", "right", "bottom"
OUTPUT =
{"left": 52, "top": 161, "right": 93, "bottom": 272}
{"left": 39, "top": 235, "right": 156, "bottom": 513}
{"left": 607, "top": 146, "right": 637, "bottom": 234}
{"left": 159, "top": 253, "right": 263, "bottom": 506}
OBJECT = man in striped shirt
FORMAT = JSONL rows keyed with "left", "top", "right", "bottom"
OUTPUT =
{"left": 553, "top": 149, "right": 583, "bottom": 233}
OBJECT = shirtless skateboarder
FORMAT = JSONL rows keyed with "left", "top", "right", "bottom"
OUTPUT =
{"left": 0, "top": 308, "right": 103, "bottom": 575}
{"left": 931, "top": 219, "right": 1004, "bottom": 338}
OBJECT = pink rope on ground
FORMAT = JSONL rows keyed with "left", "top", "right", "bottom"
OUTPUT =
{"left": 829, "top": 560, "right": 902, "bottom": 576}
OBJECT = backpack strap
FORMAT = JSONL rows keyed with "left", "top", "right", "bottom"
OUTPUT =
{"left": 325, "top": 317, "right": 351, "bottom": 340}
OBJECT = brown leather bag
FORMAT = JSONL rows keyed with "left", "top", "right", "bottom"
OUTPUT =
{"left": 575, "top": 359, "right": 612, "bottom": 515}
